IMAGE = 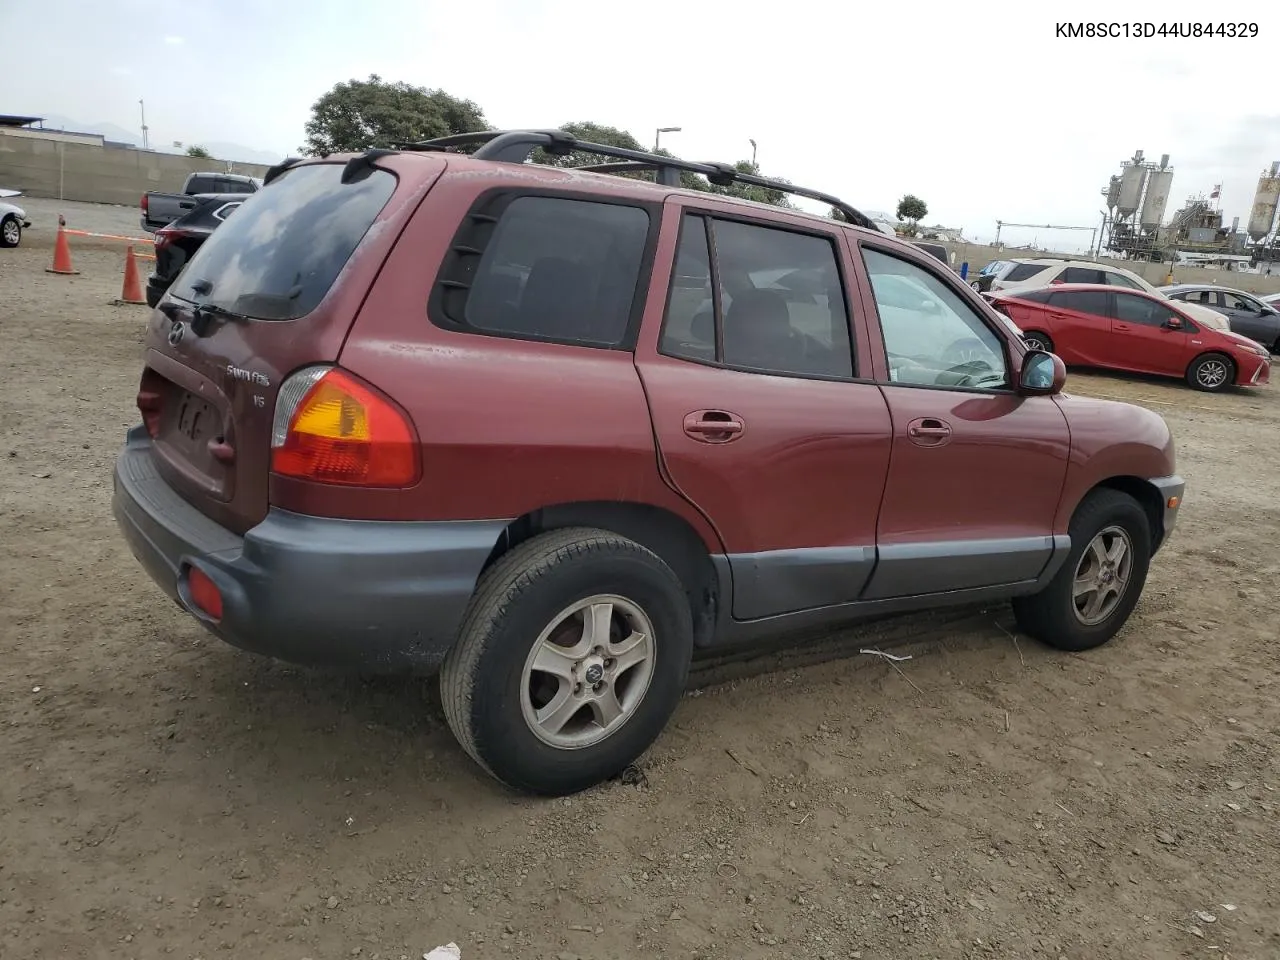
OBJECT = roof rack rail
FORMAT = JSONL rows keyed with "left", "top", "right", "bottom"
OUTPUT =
{"left": 396, "top": 128, "right": 877, "bottom": 230}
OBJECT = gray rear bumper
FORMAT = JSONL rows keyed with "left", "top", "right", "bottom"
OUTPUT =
{"left": 112, "top": 426, "right": 509, "bottom": 673}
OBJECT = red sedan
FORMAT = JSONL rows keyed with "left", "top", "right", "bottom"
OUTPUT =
{"left": 986, "top": 284, "right": 1271, "bottom": 392}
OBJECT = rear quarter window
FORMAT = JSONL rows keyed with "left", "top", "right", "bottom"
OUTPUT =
{"left": 436, "top": 195, "right": 652, "bottom": 348}
{"left": 168, "top": 163, "right": 396, "bottom": 320}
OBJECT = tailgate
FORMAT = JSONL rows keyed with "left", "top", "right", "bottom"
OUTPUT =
{"left": 143, "top": 192, "right": 198, "bottom": 231}
{"left": 137, "top": 154, "right": 445, "bottom": 535}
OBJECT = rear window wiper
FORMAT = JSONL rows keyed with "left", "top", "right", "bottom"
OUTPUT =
{"left": 190, "top": 301, "right": 252, "bottom": 336}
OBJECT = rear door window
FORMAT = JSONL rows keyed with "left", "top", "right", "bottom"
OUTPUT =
{"left": 168, "top": 162, "right": 396, "bottom": 320}
{"left": 453, "top": 196, "right": 651, "bottom": 348}
{"left": 1049, "top": 289, "right": 1110, "bottom": 317}
{"left": 660, "top": 215, "right": 854, "bottom": 378}
{"left": 1003, "top": 263, "right": 1051, "bottom": 282}
{"left": 1061, "top": 267, "right": 1106, "bottom": 284}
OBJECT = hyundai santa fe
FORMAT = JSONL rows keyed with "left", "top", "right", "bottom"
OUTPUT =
{"left": 113, "top": 130, "right": 1186, "bottom": 795}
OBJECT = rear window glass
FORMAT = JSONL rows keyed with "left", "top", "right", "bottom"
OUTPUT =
{"left": 169, "top": 163, "right": 396, "bottom": 321}
{"left": 461, "top": 197, "right": 651, "bottom": 347}
{"left": 1003, "top": 263, "right": 1050, "bottom": 282}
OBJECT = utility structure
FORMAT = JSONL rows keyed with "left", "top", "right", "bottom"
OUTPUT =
{"left": 1098, "top": 149, "right": 1174, "bottom": 261}
{"left": 1248, "top": 161, "right": 1280, "bottom": 264}
{"left": 994, "top": 220, "right": 1097, "bottom": 255}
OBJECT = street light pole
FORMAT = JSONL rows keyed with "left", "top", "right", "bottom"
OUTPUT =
{"left": 139, "top": 98, "right": 149, "bottom": 150}
{"left": 749, "top": 138, "right": 757, "bottom": 167}
{"left": 654, "top": 126, "right": 681, "bottom": 151}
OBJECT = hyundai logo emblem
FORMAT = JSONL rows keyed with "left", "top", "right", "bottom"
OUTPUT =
{"left": 168, "top": 321, "right": 185, "bottom": 346}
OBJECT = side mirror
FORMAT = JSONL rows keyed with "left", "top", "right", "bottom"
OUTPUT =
{"left": 919, "top": 298, "right": 939, "bottom": 312}
{"left": 1018, "top": 349, "right": 1066, "bottom": 396}
{"left": 1162, "top": 317, "right": 1183, "bottom": 329}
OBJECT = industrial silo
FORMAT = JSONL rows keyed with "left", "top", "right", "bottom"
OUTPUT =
{"left": 1248, "top": 164, "right": 1280, "bottom": 241}
{"left": 1104, "top": 175, "right": 1121, "bottom": 210}
{"left": 1117, "top": 161, "right": 1148, "bottom": 218}
{"left": 1140, "top": 167, "right": 1174, "bottom": 230}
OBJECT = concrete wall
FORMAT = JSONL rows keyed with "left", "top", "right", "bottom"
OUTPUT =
{"left": 0, "top": 131, "right": 272, "bottom": 207}
{"left": 938, "top": 240, "right": 1280, "bottom": 297}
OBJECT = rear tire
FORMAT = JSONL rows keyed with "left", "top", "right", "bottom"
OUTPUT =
{"left": 0, "top": 215, "right": 20, "bottom": 248}
{"left": 1012, "top": 489, "right": 1151, "bottom": 652}
{"left": 1186, "top": 352, "right": 1233, "bottom": 392}
{"left": 1022, "top": 331, "right": 1053, "bottom": 353}
{"left": 440, "top": 527, "right": 693, "bottom": 796}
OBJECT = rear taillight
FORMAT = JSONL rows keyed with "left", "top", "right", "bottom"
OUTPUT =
{"left": 270, "top": 366, "right": 419, "bottom": 487}
{"left": 141, "top": 194, "right": 148, "bottom": 214}
{"left": 153, "top": 227, "right": 183, "bottom": 250}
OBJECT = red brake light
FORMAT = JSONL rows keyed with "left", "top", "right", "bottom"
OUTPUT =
{"left": 271, "top": 367, "right": 419, "bottom": 487}
{"left": 141, "top": 193, "right": 148, "bottom": 214}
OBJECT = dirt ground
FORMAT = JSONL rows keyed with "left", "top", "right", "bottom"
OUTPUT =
{"left": 2, "top": 203, "right": 1278, "bottom": 960}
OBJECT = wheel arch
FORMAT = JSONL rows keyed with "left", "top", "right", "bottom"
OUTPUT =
{"left": 480, "top": 500, "right": 723, "bottom": 647}
{"left": 1085, "top": 475, "right": 1165, "bottom": 552}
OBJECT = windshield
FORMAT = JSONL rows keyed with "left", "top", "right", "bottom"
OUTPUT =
{"left": 169, "top": 163, "right": 396, "bottom": 321}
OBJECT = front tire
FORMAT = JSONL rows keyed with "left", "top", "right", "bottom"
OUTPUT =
{"left": 0, "top": 216, "right": 20, "bottom": 248}
{"left": 440, "top": 527, "right": 694, "bottom": 796}
{"left": 1186, "top": 352, "right": 1233, "bottom": 392}
{"left": 1012, "top": 489, "right": 1151, "bottom": 652}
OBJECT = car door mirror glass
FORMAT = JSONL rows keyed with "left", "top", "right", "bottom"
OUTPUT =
{"left": 1019, "top": 350, "right": 1065, "bottom": 395}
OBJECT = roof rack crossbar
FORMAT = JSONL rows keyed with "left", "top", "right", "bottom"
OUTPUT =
{"left": 398, "top": 129, "right": 876, "bottom": 230}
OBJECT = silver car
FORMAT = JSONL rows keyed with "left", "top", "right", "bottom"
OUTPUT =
{"left": 1159, "top": 284, "right": 1280, "bottom": 353}
{"left": 0, "top": 188, "right": 31, "bottom": 248}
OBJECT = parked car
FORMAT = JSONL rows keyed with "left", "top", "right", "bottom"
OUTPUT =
{"left": 987, "top": 284, "right": 1271, "bottom": 391}
{"left": 0, "top": 188, "right": 31, "bottom": 248}
{"left": 911, "top": 240, "right": 949, "bottom": 266}
{"left": 140, "top": 171, "right": 261, "bottom": 233}
{"left": 1264, "top": 291, "right": 1280, "bottom": 308}
{"left": 113, "top": 130, "right": 1187, "bottom": 796}
{"left": 971, "top": 259, "right": 1013, "bottom": 293}
{"left": 146, "top": 194, "right": 248, "bottom": 307}
{"left": 988, "top": 257, "right": 1232, "bottom": 332}
{"left": 1158, "top": 283, "right": 1280, "bottom": 352}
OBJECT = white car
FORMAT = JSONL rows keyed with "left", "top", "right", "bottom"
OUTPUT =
{"left": 988, "top": 258, "right": 1231, "bottom": 332}
{"left": 1, "top": 188, "right": 31, "bottom": 248}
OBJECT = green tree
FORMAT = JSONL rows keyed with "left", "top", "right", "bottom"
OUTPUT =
{"left": 301, "top": 74, "right": 487, "bottom": 155}
{"left": 896, "top": 194, "right": 928, "bottom": 235}
{"left": 185, "top": 144, "right": 211, "bottom": 159}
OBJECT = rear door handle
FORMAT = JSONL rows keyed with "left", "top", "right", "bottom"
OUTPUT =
{"left": 683, "top": 410, "right": 744, "bottom": 443}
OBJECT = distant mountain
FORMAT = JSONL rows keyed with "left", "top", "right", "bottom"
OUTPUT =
{"left": 31, "top": 114, "right": 284, "bottom": 166}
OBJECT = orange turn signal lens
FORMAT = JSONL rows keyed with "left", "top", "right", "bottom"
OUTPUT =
{"left": 1167, "top": 496, "right": 1180, "bottom": 509}
{"left": 271, "top": 368, "right": 419, "bottom": 487}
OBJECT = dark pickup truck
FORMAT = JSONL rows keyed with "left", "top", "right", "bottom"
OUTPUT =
{"left": 140, "top": 171, "right": 261, "bottom": 233}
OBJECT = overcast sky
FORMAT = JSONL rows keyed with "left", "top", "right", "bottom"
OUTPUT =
{"left": 5, "top": 0, "right": 1277, "bottom": 249}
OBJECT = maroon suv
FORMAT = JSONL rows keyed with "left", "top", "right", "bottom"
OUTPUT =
{"left": 113, "top": 130, "right": 1186, "bottom": 796}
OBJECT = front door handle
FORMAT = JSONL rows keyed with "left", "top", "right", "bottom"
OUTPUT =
{"left": 907, "top": 417, "right": 952, "bottom": 446}
{"left": 683, "top": 410, "right": 744, "bottom": 443}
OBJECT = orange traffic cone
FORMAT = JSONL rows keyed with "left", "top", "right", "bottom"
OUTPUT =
{"left": 115, "top": 245, "right": 147, "bottom": 305}
{"left": 46, "top": 221, "right": 79, "bottom": 275}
